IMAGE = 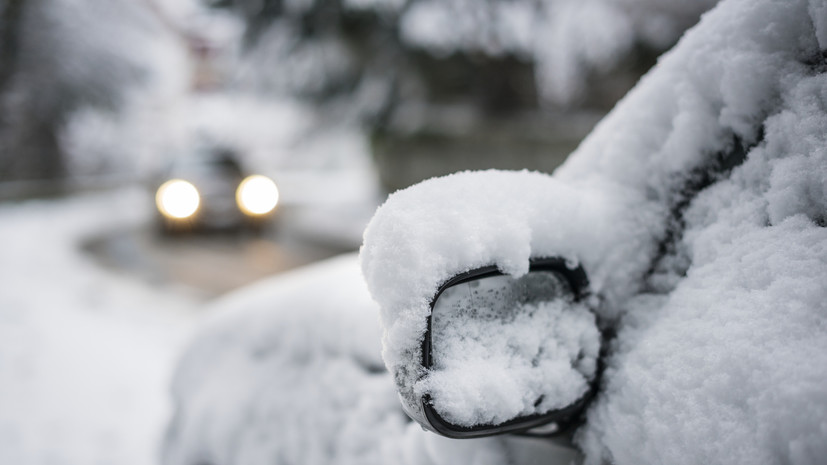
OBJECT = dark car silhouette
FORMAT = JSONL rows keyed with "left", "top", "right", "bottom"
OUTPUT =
{"left": 154, "top": 144, "right": 279, "bottom": 234}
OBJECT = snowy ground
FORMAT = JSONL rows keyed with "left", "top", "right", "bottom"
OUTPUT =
{"left": 0, "top": 189, "right": 200, "bottom": 465}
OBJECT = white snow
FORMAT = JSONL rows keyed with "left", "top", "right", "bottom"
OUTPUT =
{"left": 0, "top": 189, "right": 198, "bottom": 465}
{"left": 154, "top": 0, "right": 827, "bottom": 464}
{"left": 361, "top": 0, "right": 827, "bottom": 463}
{"left": 162, "top": 253, "right": 585, "bottom": 465}
{"left": 579, "top": 217, "right": 827, "bottom": 465}
{"left": 360, "top": 169, "right": 662, "bottom": 428}
{"left": 162, "top": 255, "right": 404, "bottom": 465}
{"left": 425, "top": 276, "right": 600, "bottom": 426}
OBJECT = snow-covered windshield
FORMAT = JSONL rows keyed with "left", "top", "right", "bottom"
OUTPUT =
{"left": 427, "top": 271, "right": 600, "bottom": 426}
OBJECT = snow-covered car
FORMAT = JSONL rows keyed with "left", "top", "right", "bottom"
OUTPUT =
{"left": 154, "top": 145, "right": 279, "bottom": 234}
{"left": 163, "top": 0, "right": 827, "bottom": 464}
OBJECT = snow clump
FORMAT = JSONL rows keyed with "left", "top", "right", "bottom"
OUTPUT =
{"left": 426, "top": 285, "right": 600, "bottom": 426}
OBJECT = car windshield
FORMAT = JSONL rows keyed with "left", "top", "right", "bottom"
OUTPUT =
{"left": 170, "top": 148, "right": 243, "bottom": 179}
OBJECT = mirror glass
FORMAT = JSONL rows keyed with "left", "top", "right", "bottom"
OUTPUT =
{"left": 425, "top": 270, "right": 600, "bottom": 429}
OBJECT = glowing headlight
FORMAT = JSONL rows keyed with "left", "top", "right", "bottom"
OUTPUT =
{"left": 156, "top": 179, "right": 200, "bottom": 219}
{"left": 236, "top": 175, "right": 279, "bottom": 215}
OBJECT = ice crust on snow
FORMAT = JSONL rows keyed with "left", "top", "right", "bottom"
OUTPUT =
{"left": 361, "top": 0, "right": 827, "bottom": 462}
{"left": 426, "top": 273, "right": 600, "bottom": 426}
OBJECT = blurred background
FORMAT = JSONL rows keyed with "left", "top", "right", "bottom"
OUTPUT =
{"left": 0, "top": 0, "right": 716, "bottom": 463}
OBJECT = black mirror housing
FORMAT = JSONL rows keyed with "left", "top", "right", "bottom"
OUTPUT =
{"left": 417, "top": 257, "right": 599, "bottom": 439}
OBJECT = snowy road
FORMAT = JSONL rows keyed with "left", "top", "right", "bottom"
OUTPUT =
{"left": 83, "top": 212, "right": 357, "bottom": 299}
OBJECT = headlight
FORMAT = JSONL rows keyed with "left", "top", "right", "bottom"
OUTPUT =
{"left": 156, "top": 179, "right": 200, "bottom": 219}
{"left": 236, "top": 175, "right": 279, "bottom": 216}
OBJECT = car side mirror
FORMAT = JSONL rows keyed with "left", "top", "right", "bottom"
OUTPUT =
{"left": 418, "top": 257, "right": 601, "bottom": 439}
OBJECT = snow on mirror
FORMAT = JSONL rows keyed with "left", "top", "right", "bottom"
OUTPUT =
{"left": 421, "top": 260, "right": 601, "bottom": 438}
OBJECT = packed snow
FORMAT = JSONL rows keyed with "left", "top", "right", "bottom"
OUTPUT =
{"left": 0, "top": 189, "right": 198, "bottom": 465}
{"left": 425, "top": 272, "right": 600, "bottom": 426}
{"left": 361, "top": 0, "right": 827, "bottom": 463}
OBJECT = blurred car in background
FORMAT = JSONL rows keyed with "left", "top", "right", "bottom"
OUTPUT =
{"left": 154, "top": 144, "right": 279, "bottom": 234}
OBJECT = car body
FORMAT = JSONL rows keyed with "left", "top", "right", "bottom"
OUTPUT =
{"left": 154, "top": 145, "right": 279, "bottom": 234}
{"left": 162, "top": 1, "right": 827, "bottom": 464}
